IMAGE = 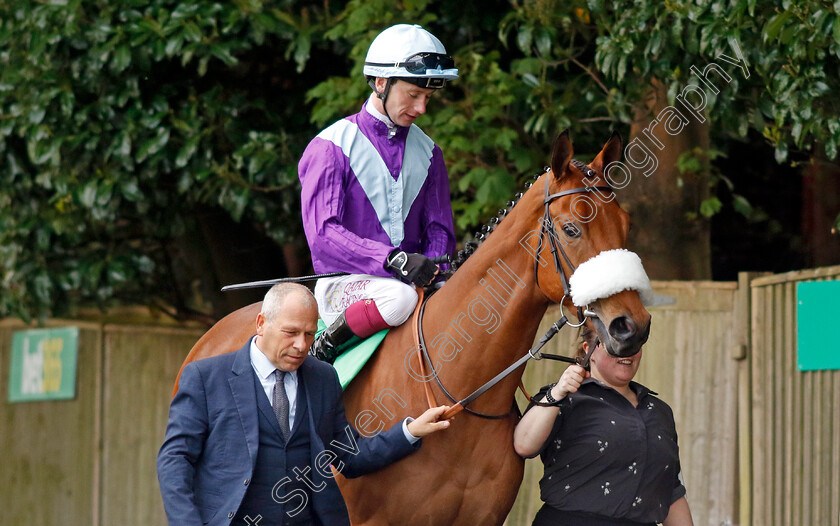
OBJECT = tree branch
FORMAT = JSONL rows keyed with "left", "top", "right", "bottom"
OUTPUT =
{"left": 577, "top": 116, "right": 616, "bottom": 123}
{"left": 570, "top": 56, "right": 610, "bottom": 96}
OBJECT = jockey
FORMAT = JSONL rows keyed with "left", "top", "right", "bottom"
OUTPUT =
{"left": 298, "top": 24, "right": 458, "bottom": 363}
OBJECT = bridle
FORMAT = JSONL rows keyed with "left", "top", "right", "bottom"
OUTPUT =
{"left": 534, "top": 160, "right": 614, "bottom": 328}
{"left": 417, "top": 161, "right": 616, "bottom": 419}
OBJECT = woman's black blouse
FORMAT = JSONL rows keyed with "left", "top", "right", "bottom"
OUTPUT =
{"left": 524, "top": 379, "right": 686, "bottom": 524}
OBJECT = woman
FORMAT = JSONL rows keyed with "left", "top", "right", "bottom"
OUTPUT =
{"left": 513, "top": 327, "right": 694, "bottom": 526}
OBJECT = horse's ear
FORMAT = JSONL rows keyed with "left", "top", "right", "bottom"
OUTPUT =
{"left": 590, "top": 130, "right": 623, "bottom": 173}
{"left": 551, "top": 129, "right": 573, "bottom": 180}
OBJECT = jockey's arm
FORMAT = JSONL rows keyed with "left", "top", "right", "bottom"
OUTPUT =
{"left": 299, "top": 141, "right": 395, "bottom": 277}
{"left": 420, "top": 147, "right": 456, "bottom": 261}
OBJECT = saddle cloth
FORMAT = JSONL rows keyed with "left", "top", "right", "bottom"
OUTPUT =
{"left": 316, "top": 319, "right": 389, "bottom": 389}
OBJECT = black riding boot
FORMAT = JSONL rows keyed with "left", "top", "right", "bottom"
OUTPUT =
{"left": 309, "top": 312, "right": 360, "bottom": 364}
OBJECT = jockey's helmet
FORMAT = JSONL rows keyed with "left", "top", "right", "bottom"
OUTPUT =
{"left": 363, "top": 24, "right": 459, "bottom": 90}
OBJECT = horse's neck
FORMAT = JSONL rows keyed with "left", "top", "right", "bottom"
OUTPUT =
{"left": 422, "top": 232, "right": 551, "bottom": 413}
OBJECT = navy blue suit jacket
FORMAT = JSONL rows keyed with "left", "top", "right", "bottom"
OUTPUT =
{"left": 157, "top": 339, "right": 419, "bottom": 525}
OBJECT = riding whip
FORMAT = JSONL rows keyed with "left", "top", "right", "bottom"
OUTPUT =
{"left": 220, "top": 255, "right": 451, "bottom": 291}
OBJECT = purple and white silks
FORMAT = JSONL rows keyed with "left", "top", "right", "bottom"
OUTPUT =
{"left": 298, "top": 98, "right": 455, "bottom": 278}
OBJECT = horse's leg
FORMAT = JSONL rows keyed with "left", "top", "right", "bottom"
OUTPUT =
{"left": 172, "top": 301, "right": 262, "bottom": 395}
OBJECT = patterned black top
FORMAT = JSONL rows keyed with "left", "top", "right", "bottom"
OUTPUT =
{"left": 524, "top": 379, "right": 686, "bottom": 524}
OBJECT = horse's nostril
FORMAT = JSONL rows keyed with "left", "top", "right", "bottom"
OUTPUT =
{"left": 608, "top": 316, "right": 636, "bottom": 342}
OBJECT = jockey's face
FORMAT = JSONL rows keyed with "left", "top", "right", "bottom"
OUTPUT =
{"left": 255, "top": 293, "right": 319, "bottom": 372}
{"left": 374, "top": 78, "right": 436, "bottom": 127}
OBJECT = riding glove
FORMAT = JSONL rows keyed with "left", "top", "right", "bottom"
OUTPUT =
{"left": 385, "top": 250, "right": 438, "bottom": 287}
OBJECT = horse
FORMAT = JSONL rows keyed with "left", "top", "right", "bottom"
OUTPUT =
{"left": 173, "top": 130, "right": 651, "bottom": 525}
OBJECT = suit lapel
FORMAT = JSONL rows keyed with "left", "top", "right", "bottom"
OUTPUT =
{"left": 299, "top": 359, "right": 325, "bottom": 452}
{"left": 229, "top": 339, "right": 260, "bottom": 465}
{"left": 254, "top": 375, "right": 284, "bottom": 437}
{"left": 288, "top": 372, "right": 307, "bottom": 437}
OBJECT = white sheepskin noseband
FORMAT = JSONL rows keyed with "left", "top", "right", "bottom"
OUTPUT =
{"left": 569, "top": 249, "right": 654, "bottom": 306}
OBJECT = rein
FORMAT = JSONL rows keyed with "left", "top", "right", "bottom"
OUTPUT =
{"left": 417, "top": 288, "right": 512, "bottom": 419}
{"left": 418, "top": 162, "right": 614, "bottom": 420}
{"left": 420, "top": 289, "right": 597, "bottom": 421}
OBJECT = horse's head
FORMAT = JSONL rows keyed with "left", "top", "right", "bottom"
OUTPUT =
{"left": 526, "top": 130, "right": 651, "bottom": 357}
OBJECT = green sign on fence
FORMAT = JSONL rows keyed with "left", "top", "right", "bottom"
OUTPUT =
{"left": 8, "top": 327, "right": 79, "bottom": 402}
{"left": 797, "top": 281, "right": 840, "bottom": 371}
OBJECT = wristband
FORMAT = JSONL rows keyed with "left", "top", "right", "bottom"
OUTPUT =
{"left": 544, "top": 382, "right": 560, "bottom": 405}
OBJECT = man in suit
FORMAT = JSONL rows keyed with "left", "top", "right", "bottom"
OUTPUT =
{"left": 157, "top": 283, "right": 451, "bottom": 526}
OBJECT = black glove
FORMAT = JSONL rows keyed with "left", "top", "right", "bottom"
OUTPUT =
{"left": 385, "top": 250, "right": 438, "bottom": 287}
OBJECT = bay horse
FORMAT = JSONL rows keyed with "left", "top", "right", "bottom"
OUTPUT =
{"left": 174, "top": 130, "right": 651, "bottom": 524}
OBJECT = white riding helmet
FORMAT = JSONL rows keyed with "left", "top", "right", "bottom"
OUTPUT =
{"left": 364, "top": 24, "right": 459, "bottom": 89}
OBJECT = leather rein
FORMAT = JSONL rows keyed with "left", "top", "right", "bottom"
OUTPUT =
{"left": 416, "top": 162, "right": 614, "bottom": 420}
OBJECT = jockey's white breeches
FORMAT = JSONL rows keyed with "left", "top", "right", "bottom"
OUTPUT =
{"left": 314, "top": 274, "right": 417, "bottom": 326}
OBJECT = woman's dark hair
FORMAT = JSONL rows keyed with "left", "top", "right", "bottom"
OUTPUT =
{"left": 576, "top": 324, "right": 600, "bottom": 361}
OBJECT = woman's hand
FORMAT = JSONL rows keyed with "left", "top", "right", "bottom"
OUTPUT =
{"left": 552, "top": 364, "right": 589, "bottom": 400}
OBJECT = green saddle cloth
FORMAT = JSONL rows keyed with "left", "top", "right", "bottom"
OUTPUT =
{"left": 316, "top": 319, "right": 389, "bottom": 389}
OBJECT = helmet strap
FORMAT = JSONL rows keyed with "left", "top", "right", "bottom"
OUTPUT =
{"left": 370, "top": 77, "right": 397, "bottom": 127}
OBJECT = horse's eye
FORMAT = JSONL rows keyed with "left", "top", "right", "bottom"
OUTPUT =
{"left": 562, "top": 223, "right": 581, "bottom": 238}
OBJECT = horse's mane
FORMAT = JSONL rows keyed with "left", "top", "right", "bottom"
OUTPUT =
{"left": 447, "top": 170, "right": 544, "bottom": 274}
{"left": 447, "top": 156, "right": 599, "bottom": 276}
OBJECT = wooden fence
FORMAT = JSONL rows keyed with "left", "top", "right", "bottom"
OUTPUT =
{"left": 748, "top": 267, "right": 840, "bottom": 526}
{"left": 2, "top": 267, "right": 839, "bottom": 526}
{"left": 0, "top": 317, "right": 203, "bottom": 526}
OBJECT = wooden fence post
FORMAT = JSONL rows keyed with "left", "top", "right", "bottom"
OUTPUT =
{"left": 735, "top": 271, "right": 769, "bottom": 526}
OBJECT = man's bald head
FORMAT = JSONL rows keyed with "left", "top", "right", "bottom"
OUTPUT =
{"left": 260, "top": 283, "right": 318, "bottom": 326}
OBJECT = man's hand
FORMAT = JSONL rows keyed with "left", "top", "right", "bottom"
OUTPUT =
{"left": 406, "top": 405, "right": 452, "bottom": 438}
{"left": 385, "top": 250, "right": 439, "bottom": 287}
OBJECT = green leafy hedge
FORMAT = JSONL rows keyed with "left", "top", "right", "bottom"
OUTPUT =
{"left": 0, "top": 0, "right": 333, "bottom": 320}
